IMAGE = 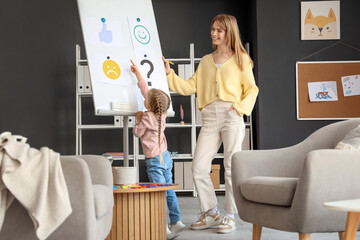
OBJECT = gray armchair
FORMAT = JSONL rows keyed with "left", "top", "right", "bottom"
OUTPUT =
{"left": 0, "top": 155, "right": 113, "bottom": 240}
{"left": 232, "top": 119, "right": 360, "bottom": 240}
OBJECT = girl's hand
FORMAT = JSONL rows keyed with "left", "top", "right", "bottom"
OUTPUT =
{"left": 162, "top": 56, "right": 171, "bottom": 75}
{"left": 130, "top": 59, "right": 146, "bottom": 82}
{"left": 136, "top": 111, "right": 144, "bottom": 122}
{"left": 130, "top": 59, "right": 139, "bottom": 73}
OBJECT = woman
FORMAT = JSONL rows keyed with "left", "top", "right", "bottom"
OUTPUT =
{"left": 163, "top": 14, "right": 258, "bottom": 234}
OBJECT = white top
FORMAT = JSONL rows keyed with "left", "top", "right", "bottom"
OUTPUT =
{"left": 324, "top": 199, "right": 360, "bottom": 212}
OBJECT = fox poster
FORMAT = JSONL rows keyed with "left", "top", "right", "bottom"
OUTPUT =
{"left": 301, "top": 1, "right": 340, "bottom": 40}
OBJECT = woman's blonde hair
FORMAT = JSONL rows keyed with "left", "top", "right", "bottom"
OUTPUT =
{"left": 147, "top": 89, "right": 170, "bottom": 164}
{"left": 211, "top": 14, "right": 253, "bottom": 70}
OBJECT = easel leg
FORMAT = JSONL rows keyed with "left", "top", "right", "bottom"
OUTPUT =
{"left": 123, "top": 116, "right": 129, "bottom": 167}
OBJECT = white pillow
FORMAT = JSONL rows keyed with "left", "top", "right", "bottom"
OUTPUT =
{"left": 335, "top": 125, "right": 360, "bottom": 150}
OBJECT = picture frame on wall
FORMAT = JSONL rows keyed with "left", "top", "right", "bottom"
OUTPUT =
{"left": 301, "top": 1, "right": 340, "bottom": 40}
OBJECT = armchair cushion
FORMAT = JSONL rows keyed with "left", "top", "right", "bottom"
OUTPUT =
{"left": 335, "top": 125, "right": 360, "bottom": 150}
{"left": 92, "top": 185, "right": 113, "bottom": 218}
{"left": 241, "top": 176, "right": 298, "bottom": 207}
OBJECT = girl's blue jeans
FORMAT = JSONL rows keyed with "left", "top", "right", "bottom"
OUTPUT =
{"left": 145, "top": 150, "right": 181, "bottom": 224}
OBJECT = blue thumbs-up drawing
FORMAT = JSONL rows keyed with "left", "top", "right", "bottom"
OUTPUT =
{"left": 99, "top": 18, "right": 112, "bottom": 43}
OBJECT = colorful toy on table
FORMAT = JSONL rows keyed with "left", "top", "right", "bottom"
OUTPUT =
{"left": 116, "top": 183, "right": 173, "bottom": 189}
{"left": 139, "top": 183, "right": 157, "bottom": 188}
{"left": 140, "top": 183, "right": 173, "bottom": 188}
{"left": 180, "top": 105, "right": 184, "bottom": 125}
{"left": 131, "top": 185, "right": 146, "bottom": 189}
{"left": 119, "top": 184, "right": 139, "bottom": 189}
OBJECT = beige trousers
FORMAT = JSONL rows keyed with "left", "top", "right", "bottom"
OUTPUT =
{"left": 192, "top": 100, "right": 245, "bottom": 214}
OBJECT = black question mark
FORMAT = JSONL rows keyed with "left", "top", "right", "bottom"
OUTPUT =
{"left": 140, "top": 59, "right": 154, "bottom": 78}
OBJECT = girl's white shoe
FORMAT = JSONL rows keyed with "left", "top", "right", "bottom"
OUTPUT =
{"left": 168, "top": 221, "right": 186, "bottom": 239}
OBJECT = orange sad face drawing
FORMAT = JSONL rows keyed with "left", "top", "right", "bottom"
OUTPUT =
{"left": 102, "top": 57, "right": 121, "bottom": 80}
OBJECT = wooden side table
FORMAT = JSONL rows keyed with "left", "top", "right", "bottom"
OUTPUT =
{"left": 106, "top": 184, "right": 178, "bottom": 240}
{"left": 324, "top": 199, "right": 360, "bottom": 240}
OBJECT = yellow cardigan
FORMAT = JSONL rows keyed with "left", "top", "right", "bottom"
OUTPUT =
{"left": 167, "top": 53, "right": 259, "bottom": 116}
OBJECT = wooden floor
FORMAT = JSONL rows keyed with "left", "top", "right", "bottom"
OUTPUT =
{"left": 175, "top": 194, "right": 360, "bottom": 240}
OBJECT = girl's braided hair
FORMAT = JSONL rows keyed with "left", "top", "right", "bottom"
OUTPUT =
{"left": 147, "top": 89, "right": 170, "bottom": 164}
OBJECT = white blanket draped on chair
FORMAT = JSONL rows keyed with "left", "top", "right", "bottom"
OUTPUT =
{"left": 0, "top": 132, "right": 72, "bottom": 240}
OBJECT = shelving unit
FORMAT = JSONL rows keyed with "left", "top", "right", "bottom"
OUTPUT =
{"left": 75, "top": 43, "right": 254, "bottom": 195}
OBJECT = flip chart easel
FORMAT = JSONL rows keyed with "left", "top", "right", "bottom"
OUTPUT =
{"left": 77, "top": 0, "right": 173, "bottom": 166}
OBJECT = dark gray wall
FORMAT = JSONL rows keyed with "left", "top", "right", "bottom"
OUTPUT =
{"left": 154, "top": 0, "right": 249, "bottom": 58}
{"left": 255, "top": 0, "right": 360, "bottom": 149}
{"left": 0, "top": 0, "right": 82, "bottom": 153}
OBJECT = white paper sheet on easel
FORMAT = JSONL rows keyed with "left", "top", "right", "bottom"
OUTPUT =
{"left": 127, "top": 16, "right": 155, "bottom": 53}
{"left": 341, "top": 74, "right": 360, "bottom": 97}
{"left": 308, "top": 81, "right": 338, "bottom": 102}
{"left": 127, "top": 15, "right": 172, "bottom": 113}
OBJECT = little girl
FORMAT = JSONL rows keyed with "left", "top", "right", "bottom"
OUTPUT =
{"left": 130, "top": 60, "right": 185, "bottom": 240}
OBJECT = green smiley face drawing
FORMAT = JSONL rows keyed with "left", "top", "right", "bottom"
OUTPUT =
{"left": 134, "top": 25, "right": 150, "bottom": 44}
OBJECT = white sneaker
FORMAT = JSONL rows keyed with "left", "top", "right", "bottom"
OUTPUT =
{"left": 167, "top": 221, "right": 186, "bottom": 239}
{"left": 190, "top": 211, "right": 221, "bottom": 230}
{"left": 216, "top": 216, "right": 236, "bottom": 234}
{"left": 166, "top": 225, "right": 171, "bottom": 238}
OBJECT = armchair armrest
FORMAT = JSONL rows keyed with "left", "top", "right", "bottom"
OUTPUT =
{"left": 55, "top": 156, "right": 96, "bottom": 239}
{"left": 290, "top": 149, "right": 360, "bottom": 232}
{"left": 76, "top": 155, "right": 113, "bottom": 187}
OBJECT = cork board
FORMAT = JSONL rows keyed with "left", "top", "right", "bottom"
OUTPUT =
{"left": 296, "top": 61, "right": 360, "bottom": 120}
